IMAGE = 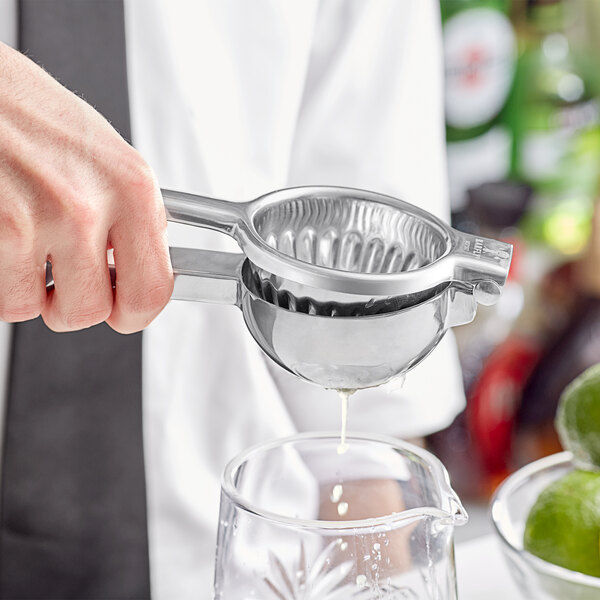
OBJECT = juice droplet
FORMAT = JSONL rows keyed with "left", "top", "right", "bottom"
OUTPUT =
{"left": 330, "top": 483, "right": 344, "bottom": 503}
{"left": 337, "top": 501, "right": 349, "bottom": 516}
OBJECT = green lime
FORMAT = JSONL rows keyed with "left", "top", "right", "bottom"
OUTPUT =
{"left": 556, "top": 364, "right": 600, "bottom": 470}
{"left": 524, "top": 470, "right": 600, "bottom": 577}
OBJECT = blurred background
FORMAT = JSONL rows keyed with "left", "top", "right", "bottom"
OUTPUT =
{"left": 427, "top": 0, "right": 600, "bottom": 513}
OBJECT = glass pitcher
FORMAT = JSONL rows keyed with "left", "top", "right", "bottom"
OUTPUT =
{"left": 214, "top": 432, "right": 467, "bottom": 599}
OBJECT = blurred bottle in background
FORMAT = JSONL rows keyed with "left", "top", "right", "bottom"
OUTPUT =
{"left": 508, "top": 0, "right": 600, "bottom": 256}
{"left": 441, "top": 0, "right": 517, "bottom": 213}
{"left": 433, "top": 0, "right": 600, "bottom": 501}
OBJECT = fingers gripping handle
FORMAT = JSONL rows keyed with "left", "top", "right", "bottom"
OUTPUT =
{"left": 46, "top": 191, "right": 246, "bottom": 306}
{"left": 46, "top": 249, "right": 244, "bottom": 307}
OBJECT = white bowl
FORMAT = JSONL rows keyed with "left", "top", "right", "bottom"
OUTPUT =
{"left": 491, "top": 452, "right": 600, "bottom": 599}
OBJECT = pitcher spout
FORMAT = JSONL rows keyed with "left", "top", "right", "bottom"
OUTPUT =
{"left": 448, "top": 493, "right": 469, "bottom": 527}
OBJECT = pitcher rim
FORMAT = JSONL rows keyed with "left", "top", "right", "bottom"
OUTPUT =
{"left": 221, "top": 431, "right": 467, "bottom": 531}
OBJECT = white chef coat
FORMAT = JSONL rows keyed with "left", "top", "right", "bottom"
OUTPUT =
{"left": 0, "top": 1, "right": 465, "bottom": 598}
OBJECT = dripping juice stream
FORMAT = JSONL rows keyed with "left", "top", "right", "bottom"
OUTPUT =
{"left": 336, "top": 389, "right": 355, "bottom": 454}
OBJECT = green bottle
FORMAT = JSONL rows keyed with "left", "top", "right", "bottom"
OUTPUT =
{"left": 508, "top": 0, "right": 600, "bottom": 256}
{"left": 441, "top": 0, "right": 516, "bottom": 211}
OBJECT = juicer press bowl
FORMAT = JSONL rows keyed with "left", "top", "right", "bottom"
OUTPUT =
{"left": 169, "top": 249, "right": 478, "bottom": 390}
{"left": 240, "top": 262, "right": 476, "bottom": 389}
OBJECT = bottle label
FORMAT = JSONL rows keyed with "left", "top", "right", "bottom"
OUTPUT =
{"left": 444, "top": 8, "right": 516, "bottom": 129}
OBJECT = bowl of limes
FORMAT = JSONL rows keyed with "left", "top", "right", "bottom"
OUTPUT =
{"left": 492, "top": 452, "right": 600, "bottom": 599}
{"left": 491, "top": 365, "right": 600, "bottom": 600}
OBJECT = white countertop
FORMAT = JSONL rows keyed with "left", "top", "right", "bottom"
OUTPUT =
{"left": 456, "top": 535, "right": 524, "bottom": 599}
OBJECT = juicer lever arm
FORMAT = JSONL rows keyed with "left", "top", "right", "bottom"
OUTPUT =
{"left": 451, "top": 231, "right": 513, "bottom": 306}
{"left": 161, "top": 189, "right": 246, "bottom": 237}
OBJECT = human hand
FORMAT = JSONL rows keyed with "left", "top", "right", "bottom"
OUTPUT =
{"left": 0, "top": 42, "right": 173, "bottom": 333}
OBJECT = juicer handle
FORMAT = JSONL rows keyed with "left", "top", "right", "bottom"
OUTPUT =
{"left": 160, "top": 190, "right": 247, "bottom": 304}
{"left": 46, "top": 248, "right": 244, "bottom": 307}
{"left": 161, "top": 189, "right": 246, "bottom": 237}
{"left": 451, "top": 232, "right": 513, "bottom": 306}
{"left": 170, "top": 247, "right": 244, "bottom": 306}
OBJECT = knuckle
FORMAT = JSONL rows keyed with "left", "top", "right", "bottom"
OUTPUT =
{"left": 0, "top": 208, "right": 35, "bottom": 253}
{"left": 43, "top": 177, "right": 76, "bottom": 211}
{"left": 120, "top": 281, "right": 172, "bottom": 315}
{"left": 67, "top": 201, "right": 101, "bottom": 237}
{"left": 123, "top": 153, "right": 156, "bottom": 200}
{"left": 46, "top": 182, "right": 101, "bottom": 236}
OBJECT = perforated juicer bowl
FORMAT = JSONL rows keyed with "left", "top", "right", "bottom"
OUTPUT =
{"left": 161, "top": 186, "right": 513, "bottom": 389}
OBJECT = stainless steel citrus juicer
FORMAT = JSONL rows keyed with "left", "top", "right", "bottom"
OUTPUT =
{"left": 162, "top": 186, "right": 512, "bottom": 390}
